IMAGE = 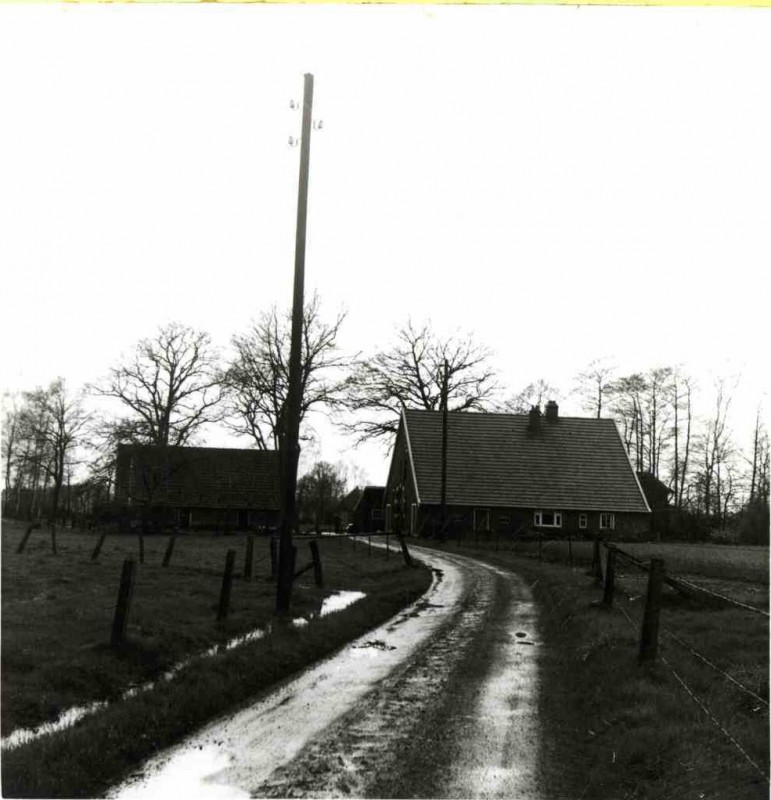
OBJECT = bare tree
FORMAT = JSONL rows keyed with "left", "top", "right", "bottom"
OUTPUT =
{"left": 574, "top": 359, "right": 616, "bottom": 418}
{"left": 344, "top": 320, "right": 499, "bottom": 444}
{"left": 607, "top": 373, "right": 648, "bottom": 472}
{"left": 23, "top": 380, "right": 90, "bottom": 522}
{"left": 696, "top": 378, "right": 736, "bottom": 525}
{"left": 501, "top": 379, "right": 561, "bottom": 414}
{"left": 93, "top": 322, "right": 224, "bottom": 447}
{"left": 2, "top": 392, "right": 20, "bottom": 499}
{"left": 668, "top": 369, "right": 695, "bottom": 511}
{"left": 224, "top": 295, "right": 349, "bottom": 450}
{"left": 296, "top": 460, "right": 348, "bottom": 530}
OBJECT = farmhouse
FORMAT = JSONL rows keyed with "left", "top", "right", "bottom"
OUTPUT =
{"left": 384, "top": 402, "right": 652, "bottom": 539}
{"left": 114, "top": 444, "right": 280, "bottom": 530}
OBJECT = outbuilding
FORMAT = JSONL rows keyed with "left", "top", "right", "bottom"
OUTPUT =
{"left": 114, "top": 444, "right": 280, "bottom": 530}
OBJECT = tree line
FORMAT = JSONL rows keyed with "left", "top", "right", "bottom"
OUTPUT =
{"left": 2, "top": 305, "right": 768, "bottom": 543}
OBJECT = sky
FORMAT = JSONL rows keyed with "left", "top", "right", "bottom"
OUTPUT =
{"left": 1, "top": 4, "right": 769, "bottom": 486}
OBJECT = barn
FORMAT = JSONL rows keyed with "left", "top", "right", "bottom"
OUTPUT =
{"left": 384, "top": 402, "right": 652, "bottom": 540}
{"left": 114, "top": 444, "right": 280, "bottom": 530}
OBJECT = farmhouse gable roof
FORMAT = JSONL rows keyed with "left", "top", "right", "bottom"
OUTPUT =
{"left": 400, "top": 408, "right": 650, "bottom": 513}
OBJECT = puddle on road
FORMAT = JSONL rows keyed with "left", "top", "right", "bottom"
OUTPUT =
{"left": 1, "top": 591, "right": 366, "bottom": 753}
{"left": 353, "top": 640, "right": 397, "bottom": 652}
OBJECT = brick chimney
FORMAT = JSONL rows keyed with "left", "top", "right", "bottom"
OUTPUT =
{"left": 545, "top": 400, "right": 559, "bottom": 422}
{"left": 528, "top": 404, "right": 541, "bottom": 433}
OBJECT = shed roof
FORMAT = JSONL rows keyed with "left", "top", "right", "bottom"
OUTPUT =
{"left": 116, "top": 444, "right": 280, "bottom": 510}
{"left": 401, "top": 409, "right": 650, "bottom": 513}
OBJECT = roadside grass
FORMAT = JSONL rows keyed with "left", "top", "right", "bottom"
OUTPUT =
{"left": 456, "top": 532, "right": 769, "bottom": 585}
{"left": 419, "top": 539, "right": 770, "bottom": 800}
{"left": 1, "top": 520, "right": 431, "bottom": 798}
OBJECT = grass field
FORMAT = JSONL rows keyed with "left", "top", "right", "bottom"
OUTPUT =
{"left": 1, "top": 519, "right": 432, "bottom": 798}
{"left": 420, "top": 538, "right": 770, "bottom": 800}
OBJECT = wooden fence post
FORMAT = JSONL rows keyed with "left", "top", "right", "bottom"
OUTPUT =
{"left": 110, "top": 559, "right": 136, "bottom": 647}
{"left": 310, "top": 540, "right": 324, "bottom": 587}
{"left": 592, "top": 536, "right": 603, "bottom": 585}
{"left": 243, "top": 534, "right": 254, "bottom": 581}
{"left": 91, "top": 528, "right": 108, "bottom": 561}
{"left": 368, "top": 534, "right": 372, "bottom": 557}
{"left": 162, "top": 534, "right": 176, "bottom": 568}
{"left": 639, "top": 557, "right": 664, "bottom": 663}
{"left": 603, "top": 546, "right": 616, "bottom": 607}
{"left": 16, "top": 524, "right": 35, "bottom": 554}
{"left": 397, "top": 534, "right": 413, "bottom": 567}
{"left": 217, "top": 549, "right": 236, "bottom": 622}
{"left": 50, "top": 524, "right": 58, "bottom": 556}
{"left": 386, "top": 532, "right": 390, "bottom": 558}
{"left": 270, "top": 537, "right": 278, "bottom": 580}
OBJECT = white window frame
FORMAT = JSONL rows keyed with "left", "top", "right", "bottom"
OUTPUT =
{"left": 473, "top": 508, "right": 490, "bottom": 532}
{"left": 599, "top": 513, "right": 615, "bottom": 530}
{"left": 534, "top": 510, "right": 563, "bottom": 528}
{"left": 371, "top": 508, "right": 384, "bottom": 521}
{"left": 578, "top": 513, "right": 588, "bottom": 530}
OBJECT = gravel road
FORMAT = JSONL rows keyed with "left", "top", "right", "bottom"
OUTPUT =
{"left": 111, "top": 545, "right": 542, "bottom": 799}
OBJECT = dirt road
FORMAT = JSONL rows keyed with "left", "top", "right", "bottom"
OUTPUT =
{"left": 111, "top": 545, "right": 542, "bottom": 799}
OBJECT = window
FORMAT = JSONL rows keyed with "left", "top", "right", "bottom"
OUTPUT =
{"left": 371, "top": 509, "right": 384, "bottom": 521}
{"left": 534, "top": 510, "right": 562, "bottom": 528}
{"left": 600, "top": 513, "right": 615, "bottom": 530}
{"left": 578, "top": 514, "right": 587, "bottom": 530}
{"left": 473, "top": 508, "right": 490, "bottom": 532}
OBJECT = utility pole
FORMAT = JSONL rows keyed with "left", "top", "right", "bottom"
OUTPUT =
{"left": 440, "top": 359, "right": 449, "bottom": 540}
{"left": 276, "top": 73, "right": 314, "bottom": 614}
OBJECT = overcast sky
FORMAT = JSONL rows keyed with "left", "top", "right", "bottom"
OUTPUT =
{"left": 1, "top": 4, "right": 769, "bottom": 486}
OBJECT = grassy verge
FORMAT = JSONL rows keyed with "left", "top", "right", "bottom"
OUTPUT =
{"left": 2, "top": 521, "right": 431, "bottom": 798}
{"left": 419, "top": 539, "right": 769, "bottom": 800}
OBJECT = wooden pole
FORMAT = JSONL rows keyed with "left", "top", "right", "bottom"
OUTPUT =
{"left": 162, "top": 534, "right": 176, "bottom": 568}
{"left": 110, "top": 559, "right": 136, "bottom": 647}
{"left": 276, "top": 72, "right": 314, "bottom": 615}
{"left": 639, "top": 558, "right": 664, "bottom": 663}
{"left": 309, "top": 540, "right": 323, "bottom": 587}
{"left": 603, "top": 546, "right": 616, "bottom": 607}
{"left": 50, "top": 524, "right": 58, "bottom": 556}
{"left": 243, "top": 534, "right": 254, "bottom": 581}
{"left": 440, "top": 359, "right": 449, "bottom": 541}
{"left": 91, "top": 528, "right": 108, "bottom": 561}
{"left": 217, "top": 549, "right": 236, "bottom": 622}
{"left": 270, "top": 537, "right": 278, "bottom": 581}
{"left": 397, "top": 533, "right": 413, "bottom": 567}
{"left": 592, "top": 536, "right": 603, "bottom": 585}
{"left": 16, "top": 524, "right": 35, "bottom": 554}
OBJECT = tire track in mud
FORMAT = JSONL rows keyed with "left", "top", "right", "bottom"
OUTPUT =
{"left": 250, "top": 554, "right": 501, "bottom": 798}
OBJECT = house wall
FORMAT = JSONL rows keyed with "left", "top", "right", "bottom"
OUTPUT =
{"left": 384, "top": 423, "right": 420, "bottom": 534}
{"left": 412, "top": 504, "right": 651, "bottom": 540}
